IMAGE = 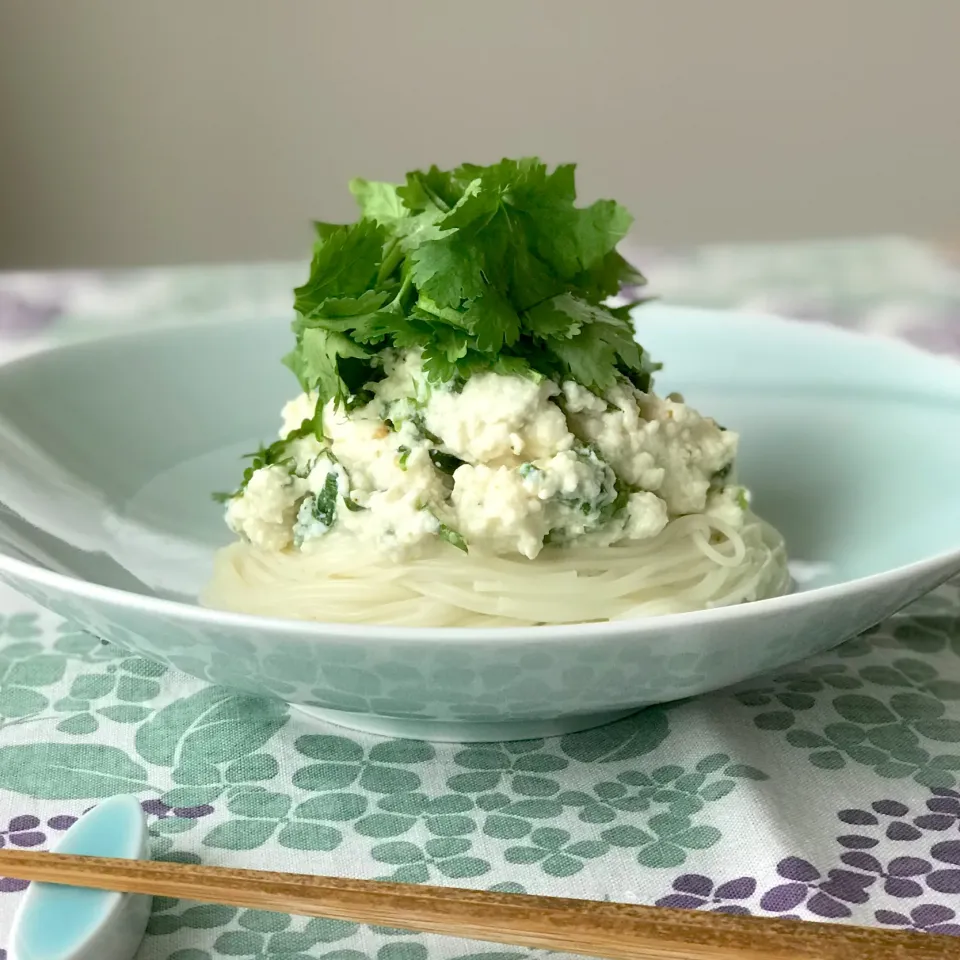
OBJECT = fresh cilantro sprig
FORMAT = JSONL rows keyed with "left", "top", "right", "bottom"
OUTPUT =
{"left": 217, "top": 159, "right": 655, "bottom": 506}
{"left": 286, "top": 157, "right": 655, "bottom": 408}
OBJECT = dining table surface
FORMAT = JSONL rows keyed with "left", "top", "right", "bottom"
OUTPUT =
{"left": 0, "top": 235, "right": 959, "bottom": 960}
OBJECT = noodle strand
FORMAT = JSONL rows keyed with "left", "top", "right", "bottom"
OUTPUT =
{"left": 202, "top": 512, "right": 790, "bottom": 627}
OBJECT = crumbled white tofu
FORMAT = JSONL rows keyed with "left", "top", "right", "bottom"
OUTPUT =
{"left": 623, "top": 491, "right": 669, "bottom": 540}
{"left": 569, "top": 384, "right": 737, "bottom": 515}
{"left": 224, "top": 347, "right": 740, "bottom": 559}
{"left": 226, "top": 464, "right": 302, "bottom": 551}
{"left": 561, "top": 381, "right": 607, "bottom": 415}
{"left": 425, "top": 370, "right": 572, "bottom": 464}
{"left": 704, "top": 485, "right": 749, "bottom": 529}
{"left": 452, "top": 464, "right": 549, "bottom": 558}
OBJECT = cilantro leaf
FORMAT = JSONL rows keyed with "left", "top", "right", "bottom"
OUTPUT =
{"left": 349, "top": 178, "right": 405, "bottom": 226}
{"left": 539, "top": 308, "right": 645, "bottom": 393}
{"left": 574, "top": 250, "right": 646, "bottom": 302}
{"left": 525, "top": 293, "right": 591, "bottom": 339}
{"left": 421, "top": 326, "right": 471, "bottom": 383}
{"left": 300, "top": 327, "right": 372, "bottom": 406}
{"left": 287, "top": 159, "right": 654, "bottom": 403}
{"left": 409, "top": 238, "right": 486, "bottom": 307}
{"left": 397, "top": 166, "right": 461, "bottom": 213}
{"left": 462, "top": 290, "right": 521, "bottom": 353}
{"left": 293, "top": 219, "right": 385, "bottom": 316}
{"left": 294, "top": 290, "right": 392, "bottom": 334}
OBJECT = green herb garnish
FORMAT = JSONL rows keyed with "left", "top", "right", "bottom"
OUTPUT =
{"left": 709, "top": 463, "right": 733, "bottom": 492}
{"left": 599, "top": 480, "right": 634, "bottom": 523}
{"left": 342, "top": 496, "right": 365, "bottom": 512}
{"left": 311, "top": 472, "right": 340, "bottom": 528}
{"left": 429, "top": 449, "right": 464, "bottom": 475}
{"left": 285, "top": 158, "right": 654, "bottom": 410}
{"left": 397, "top": 445, "right": 411, "bottom": 469}
{"left": 212, "top": 407, "right": 324, "bottom": 503}
{"left": 437, "top": 522, "right": 468, "bottom": 553}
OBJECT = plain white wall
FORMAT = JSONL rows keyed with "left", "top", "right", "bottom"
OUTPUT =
{"left": 1, "top": 0, "right": 958, "bottom": 268}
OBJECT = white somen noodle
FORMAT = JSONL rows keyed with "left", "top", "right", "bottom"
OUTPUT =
{"left": 201, "top": 511, "right": 790, "bottom": 628}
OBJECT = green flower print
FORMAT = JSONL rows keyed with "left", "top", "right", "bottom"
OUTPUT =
{"left": 53, "top": 656, "right": 166, "bottom": 735}
{"left": 888, "top": 616, "right": 960, "bottom": 657}
{"left": 600, "top": 812, "right": 721, "bottom": 869}
{"left": 372, "top": 837, "right": 491, "bottom": 883}
{"left": 494, "top": 795, "right": 726, "bottom": 876}
{"left": 198, "top": 731, "right": 435, "bottom": 851}
{"left": 147, "top": 893, "right": 540, "bottom": 959}
{"left": 737, "top": 657, "right": 960, "bottom": 787}
{"left": 476, "top": 752, "right": 762, "bottom": 872}
{"left": 202, "top": 789, "right": 352, "bottom": 852}
{"left": 0, "top": 638, "right": 66, "bottom": 724}
{"left": 149, "top": 902, "right": 366, "bottom": 958}
{"left": 293, "top": 735, "right": 435, "bottom": 797}
{"left": 556, "top": 754, "right": 766, "bottom": 824}
{"left": 51, "top": 622, "right": 122, "bottom": 663}
{"left": 0, "top": 612, "right": 43, "bottom": 639}
{"left": 836, "top": 615, "right": 960, "bottom": 659}
{"left": 359, "top": 792, "right": 476, "bottom": 839}
{"left": 0, "top": 619, "right": 169, "bottom": 739}
{"left": 447, "top": 740, "right": 568, "bottom": 798}
{"left": 504, "top": 826, "right": 608, "bottom": 877}
{"left": 133, "top": 688, "right": 289, "bottom": 808}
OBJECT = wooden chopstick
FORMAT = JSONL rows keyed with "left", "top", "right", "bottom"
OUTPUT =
{"left": 0, "top": 850, "right": 952, "bottom": 960}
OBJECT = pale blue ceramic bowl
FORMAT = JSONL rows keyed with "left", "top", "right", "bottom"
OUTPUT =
{"left": 0, "top": 305, "right": 958, "bottom": 741}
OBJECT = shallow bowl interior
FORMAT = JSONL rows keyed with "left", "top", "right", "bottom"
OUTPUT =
{"left": 0, "top": 304, "right": 957, "bottom": 599}
{"left": 0, "top": 305, "right": 957, "bottom": 741}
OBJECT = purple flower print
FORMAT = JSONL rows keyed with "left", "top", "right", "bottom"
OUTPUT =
{"left": 0, "top": 816, "right": 44, "bottom": 849}
{"left": 928, "top": 841, "right": 960, "bottom": 895}
{"left": 0, "top": 823, "right": 32, "bottom": 889}
{"left": 656, "top": 874, "right": 757, "bottom": 915}
{"left": 141, "top": 799, "right": 214, "bottom": 821}
{"left": 876, "top": 905, "right": 960, "bottom": 936}
{"left": 838, "top": 800, "right": 923, "bottom": 845}
{"left": 838, "top": 852, "right": 931, "bottom": 898}
{"left": 0, "top": 812, "right": 83, "bottom": 894}
{"left": 46, "top": 816, "right": 78, "bottom": 831}
{"left": 914, "top": 788, "right": 960, "bottom": 834}
{"left": 759, "top": 857, "right": 874, "bottom": 918}
{"left": 83, "top": 799, "right": 215, "bottom": 822}
{"left": 0, "top": 876, "right": 29, "bottom": 894}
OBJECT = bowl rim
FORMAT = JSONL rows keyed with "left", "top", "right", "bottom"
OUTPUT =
{"left": 1, "top": 305, "right": 958, "bottom": 644}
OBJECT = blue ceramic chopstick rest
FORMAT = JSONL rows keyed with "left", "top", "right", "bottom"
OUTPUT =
{"left": 9, "top": 795, "right": 151, "bottom": 960}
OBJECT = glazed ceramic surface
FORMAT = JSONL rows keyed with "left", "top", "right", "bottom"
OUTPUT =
{"left": 8, "top": 795, "right": 151, "bottom": 960}
{"left": 0, "top": 306, "right": 958, "bottom": 741}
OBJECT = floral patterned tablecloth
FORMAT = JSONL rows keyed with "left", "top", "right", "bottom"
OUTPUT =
{"left": 1, "top": 237, "right": 959, "bottom": 960}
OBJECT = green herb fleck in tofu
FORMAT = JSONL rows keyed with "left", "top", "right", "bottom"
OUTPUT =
{"left": 429, "top": 450, "right": 463, "bottom": 475}
{"left": 437, "top": 522, "right": 468, "bottom": 553}
{"left": 312, "top": 472, "right": 340, "bottom": 527}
